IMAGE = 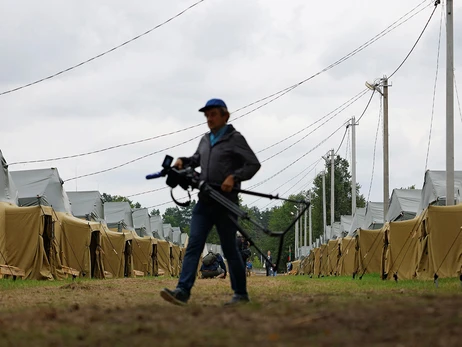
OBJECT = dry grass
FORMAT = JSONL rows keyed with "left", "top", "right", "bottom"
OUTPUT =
{"left": 0, "top": 275, "right": 461, "bottom": 346}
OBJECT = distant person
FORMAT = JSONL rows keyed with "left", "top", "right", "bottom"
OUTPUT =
{"left": 287, "top": 262, "right": 293, "bottom": 273}
{"left": 266, "top": 250, "right": 273, "bottom": 277}
{"left": 200, "top": 251, "right": 227, "bottom": 279}
{"left": 246, "top": 259, "right": 253, "bottom": 277}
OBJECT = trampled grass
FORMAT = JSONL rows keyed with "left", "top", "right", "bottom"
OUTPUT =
{"left": 0, "top": 274, "right": 460, "bottom": 346}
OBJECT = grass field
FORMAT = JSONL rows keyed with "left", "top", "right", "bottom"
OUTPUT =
{"left": 0, "top": 274, "right": 461, "bottom": 346}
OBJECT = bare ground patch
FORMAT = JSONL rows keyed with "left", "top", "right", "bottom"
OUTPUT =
{"left": 0, "top": 276, "right": 461, "bottom": 346}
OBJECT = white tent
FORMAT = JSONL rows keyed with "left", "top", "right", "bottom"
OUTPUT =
{"left": 349, "top": 207, "right": 366, "bottom": 235}
{"left": 132, "top": 208, "right": 152, "bottom": 237}
{"left": 340, "top": 215, "right": 353, "bottom": 235}
{"left": 150, "top": 215, "right": 164, "bottom": 239}
{"left": 162, "top": 223, "right": 174, "bottom": 242}
{"left": 418, "top": 170, "right": 462, "bottom": 213}
{"left": 104, "top": 202, "right": 134, "bottom": 230}
{"left": 331, "top": 222, "right": 342, "bottom": 239}
{"left": 0, "top": 150, "right": 18, "bottom": 204}
{"left": 10, "top": 168, "right": 71, "bottom": 213}
{"left": 362, "top": 202, "right": 384, "bottom": 230}
{"left": 386, "top": 188, "right": 421, "bottom": 222}
{"left": 67, "top": 191, "right": 104, "bottom": 221}
{"left": 172, "top": 227, "right": 182, "bottom": 245}
{"left": 180, "top": 233, "right": 188, "bottom": 247}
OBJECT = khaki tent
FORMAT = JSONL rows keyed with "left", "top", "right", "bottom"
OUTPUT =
{"left": 381, "top": 217, "right": 421, "bottom": 280}
{"left": 156, "top": 239, "right": 172, "bottom": 276}
{"left": 357, "top": 228, "right": 384, "bottom": 275}
{"left": 0, "top": 203, "right": 55, "bottom": 280}
{"left": 327, "top": 239, "right": 340, "bottom": 275}
{"left": 131, "top": 232, "right": 154, "bottom": 276}
{"left": 104, "top": 228, "right": 135, "bottom": 278}
{"left": 313, "top": 247, "right": 321, "bottom": 277}
{"left": 338, "top": 236, "right": 357, "bottom": 276}
{"left": 171, "top": 243, "right": 181, "bottom": 277}
{"left": 320, "top": 244, "right": 328, "bottom": 276}
{"left": 416, "top": 205, "right": 462, "bottom": 279}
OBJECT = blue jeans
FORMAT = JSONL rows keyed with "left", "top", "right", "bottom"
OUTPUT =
{"left": 177, "top": 200, "right": 247, "bottom": 296}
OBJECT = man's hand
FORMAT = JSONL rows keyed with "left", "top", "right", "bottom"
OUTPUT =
{"left": 221, "top": 175, "right": 235, "bottom": 192}
{"left": 174, "top": 158, "right": 183, "bottom": 169}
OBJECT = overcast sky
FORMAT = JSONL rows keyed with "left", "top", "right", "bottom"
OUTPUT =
{"left": 1, "top": 0, "right": 461, "bottom": 216}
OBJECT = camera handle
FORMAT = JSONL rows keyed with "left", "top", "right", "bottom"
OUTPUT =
{"left": 170, "top": 188, "right": 192, "bottom": 208}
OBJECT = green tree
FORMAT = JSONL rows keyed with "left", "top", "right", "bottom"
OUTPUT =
{"left": 149, "top": 209, "right": 160, "bottom": 216}
{"left": 102, "top": 193, "right": 142, "bottom": 209}
{"left": 311, "top": 155, "right": 365, "bottom": 240}
{"left": 162, "top": 200, "right": 196, "bottom": 233}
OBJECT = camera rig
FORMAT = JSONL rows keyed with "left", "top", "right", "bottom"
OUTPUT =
{"left": 146, "top": 155, "right": 310, "bottom": 271}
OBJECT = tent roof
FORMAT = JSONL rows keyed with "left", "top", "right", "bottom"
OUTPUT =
{"left": 0, "top": 150, "right": 18, "bottom": 204}
{"left": 150, "top": 215, "right": 164, "bottom": 239}
{"left": 386, "top": 189, "right": 421, "bottom": 222}
{"left": 10, "top": 168, "right": 71, "bottom": 213}
{"left": 363, "top": 202, "right": 384, "bottom": 229}
{"left": 67, "top": 191, "right": 104, "bottom": 220}
{"left": 162, "top": 223, "right": 173, "bottom": 242}
{"left": 340, "top": 215, "right": 353, "bottom": 235}
{"left": 419, "top": 170, "right": 462, "bottom": 212}
{"left": 349, "top": 207, "right": 366, "bottom": 235}
{"left": 104, "top": 202, "right": 134, "bottom": 229}
{"left": 132, "top": 208, "right": 152, "bottom": 237}
{"left": 172, "top": 227, "right": 181, "bottom": 245}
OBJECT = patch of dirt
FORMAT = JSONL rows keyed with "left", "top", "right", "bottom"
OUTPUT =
{"left": 0, "top": 277, "right": 460, "bottom": 346}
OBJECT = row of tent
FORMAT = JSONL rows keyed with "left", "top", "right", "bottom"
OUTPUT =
{"left": 309, "top": 170, "right": 462, "bottom": 248}
{"left": 0, "top": 150, "right": 224, "bottom": 280}
{"left": 292, "top": 203, "right": 462, "bottom": 281}
{"left": 1, "top": 150, "right": 187, "bottom": 244}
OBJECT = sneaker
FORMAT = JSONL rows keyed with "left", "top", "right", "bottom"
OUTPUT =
{"left": 160, "top": 288, "right": 189, "bottom": 306}
{"left": 224, "top": 294, "right": 250, "bottom": 306}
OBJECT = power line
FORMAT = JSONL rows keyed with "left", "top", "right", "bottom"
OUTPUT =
{"left": 10, "top": 1, "right": 431, "bottom": 168}
{"left": 247, "top": 158, "right": 322, "bottom": 206}
{"left": 0, "top": 0, "right": 206, "bottom": 97}
{"left": 257, "top": 89, "right": 367, "bottom": 155}
{"left": 388, "top": 0, "right": 440, "bottom": 79}
{"left": 260, "top": 91, "right": 368, "bottom": 163}
{"left": 9, "top": 1, "right": 431, "bottom": 166}
{"left": 248, "top": 119, "right": 351, "bottom": 191}
{"left": 367, "top": 98, "right": 383, "bottom": 202}
{"left": 425, "top": 3, "right": 443, "bottom": 171}
{"left": 126, "top": 186, "right": 168, "bottom": 198}
{"left": 334, "top": 126, "right": 349, "bottom": 156}
{"left": 64, "top": 132, "right": 203, "bottom": 182}
{"left": 356, "top": 91, "right": 376, "bottom": 123}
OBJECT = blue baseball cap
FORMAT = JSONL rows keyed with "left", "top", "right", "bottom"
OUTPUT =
{"left": 198, "top": 98, "right": 227, "bottom": 112}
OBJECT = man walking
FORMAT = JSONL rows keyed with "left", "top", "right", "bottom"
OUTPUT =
{"left": 160, "top": 98, "right": 261, "bottom": 306}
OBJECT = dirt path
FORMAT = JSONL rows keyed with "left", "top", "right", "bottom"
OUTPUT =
{"left": 0, "top": 276, "right": 460, "bottom": 346}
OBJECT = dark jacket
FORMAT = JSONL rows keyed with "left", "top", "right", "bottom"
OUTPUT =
{"left": 200, "top": 253, "right": 227, "bottom": 273}
{"left": 180, "top": 124, "right": 261, "bottom": 202}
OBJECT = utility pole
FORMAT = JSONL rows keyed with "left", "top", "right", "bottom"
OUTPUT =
{"left": 295, "top": 208, "right": 299, "bottom": 259}
{"left": 322, "top": 171, "right": 327, "bottom": 241}
{"left": 309, "top": 190, "right": 313, "bottom": 249}
{"left": 446, "top": 0, "right": 454, "bottom": 205}
{"left": 351, "top": 117, "right": 357, "bottom": 216}
{"left": 383, "top": 76, "right": 390, "bottom": 219}
{"left": 330, "top": 149, "right": 335, "bottom": 234}
{"left": 304, "top": 205, "right": 307, "bottom": 248}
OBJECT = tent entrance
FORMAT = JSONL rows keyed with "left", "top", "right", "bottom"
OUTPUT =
{"left": 124, "top": 240, "right": 132, "bottom": 277}
{"left": 42, "top": 215, "right": 54, "bottom": 265}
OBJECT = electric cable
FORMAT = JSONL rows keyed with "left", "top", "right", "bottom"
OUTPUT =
{"left": 366, "top": 97, "right": 383, "bottom": 202}
{"left": 9, "top": 1, "right": 432, "bottom": 165}
{"left": 388, "top": 0, "right": 440, "bottom": 79}
{"left": 0, "top": 0, "right": 206, "bottom": 97}
{"left": 425, "top": 3, "right": 443, "bottom": 171}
